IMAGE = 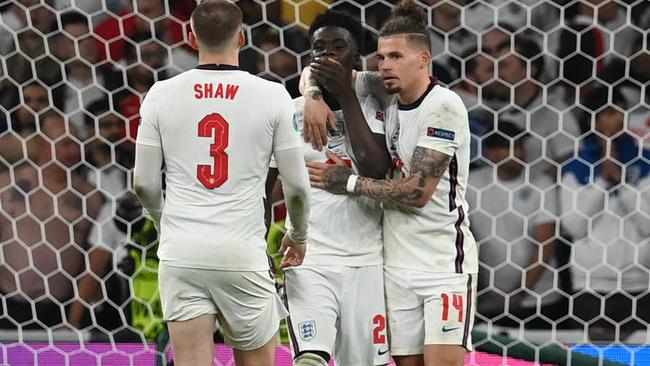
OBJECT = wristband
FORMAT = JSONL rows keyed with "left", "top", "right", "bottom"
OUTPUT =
{"left": 346, "top": 174, "right": 359, "bottom": 193}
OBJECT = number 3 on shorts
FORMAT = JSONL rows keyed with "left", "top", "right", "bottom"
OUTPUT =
{"left": 197, "top": 113, "right": 229, "bottom": 189}
{"left": 441, "top": 293, "right": 464, "bottom": 322}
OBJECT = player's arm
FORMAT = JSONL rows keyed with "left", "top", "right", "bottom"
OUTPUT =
{"left": 301, "top": 66, "right": 336, "bottom": 150}
{"left": 133, "top": 85, "right": 164, "bottom": 229}
{"left": 264, "top": 168, "right": 279, "bottom": 233}
{"left": 272, "top": 87, "right": 310, "bottom": 268}
{"left": 134, "top": 145, "right": 163, "bottom": 228}
{"left": 310, "top": 147, "right": 450, "bottom": 208}
{"left": 310, "top": 58, "right": 390, "bottom": 179}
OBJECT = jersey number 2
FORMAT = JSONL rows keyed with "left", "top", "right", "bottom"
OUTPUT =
{"left": 373, "top": 314, "right": 387, "bottom": 344}
{"left": 197, "top": 113, "right": 229, "bottom": 189}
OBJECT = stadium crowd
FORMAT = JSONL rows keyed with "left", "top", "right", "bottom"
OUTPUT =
{"left": 0, "top": 0, "right": 649, "bottom": 343}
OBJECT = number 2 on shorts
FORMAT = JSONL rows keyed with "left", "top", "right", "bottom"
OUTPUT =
{"left": 373, "top": 314, "right": 387, "bottom": 344}
{"left": 197, "top": 113, "right": 229, "bottom": 189}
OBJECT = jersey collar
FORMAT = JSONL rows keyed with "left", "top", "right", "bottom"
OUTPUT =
{"left": 195, "top": 64, "right": 241, "bottom": 71}
{"left": 398, "top": 79, "right": 435, "bottom": 111}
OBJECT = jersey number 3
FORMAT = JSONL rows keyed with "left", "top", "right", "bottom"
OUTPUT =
{"left": 197, "top": 113, "right": 229, "bottom": 189}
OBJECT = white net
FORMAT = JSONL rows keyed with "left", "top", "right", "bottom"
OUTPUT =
{"left": 0, "top": 0, "right": 649, "bottom": 365}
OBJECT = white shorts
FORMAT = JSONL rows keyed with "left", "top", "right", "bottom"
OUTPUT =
{"left": 158, "top": 262, "right": 288, "bottom": 351}
{"left": 384, "top": 266, "right": 477, "bottom": 356}
{"left": 283, "top": 264, "right": 390, "bottom": 366}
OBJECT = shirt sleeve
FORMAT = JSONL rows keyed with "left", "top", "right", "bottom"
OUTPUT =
{"left": 416, "top": 90, "right": 468, "bottom": 157}
{"left": 273, "top": 86, "right": 303, "bottom": 152}
{"left": 136, "top": 84, "right": 161, "bottom": 148}
{"left": 355, "top": 71, "right": 393, "bottom": 108}
{"left": 359, "top": 95, "right": 385, "bottom": 135}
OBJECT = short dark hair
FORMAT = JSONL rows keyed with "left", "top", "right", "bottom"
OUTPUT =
{"left": 378, "top": 0, "right": 431, "bottom": 52}
{"left": 191, "top": 0, "right": 243, "bottom": 51}
{"left": 484, "top": 120, "right": 527, "bottom": 149}
{"left": 60, "top": 11, "right": 88, "bottom": 30}
{"left": 497, "top": 36, "right": 545, "bottom": 80}
{"left": 308, "top": 9, "right": 363, "bottom": 51}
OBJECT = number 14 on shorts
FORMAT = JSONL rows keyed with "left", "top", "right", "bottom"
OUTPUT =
{"left": 441, "top": 293, "right": 464, "bottom": 326}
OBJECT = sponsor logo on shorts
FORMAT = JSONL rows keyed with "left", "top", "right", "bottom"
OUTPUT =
{"left": 299, "top": 320, "right": 316, "bottom": 341}
{"left": 378, "top": 348, "right": 389, "bottom": 356}
{"left": 441, "top": 325, "right": 460, "bottom": 333}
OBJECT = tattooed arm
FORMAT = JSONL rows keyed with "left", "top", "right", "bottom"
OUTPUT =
{"left": 309, "top": 147, "right": 451, "bottom": 208}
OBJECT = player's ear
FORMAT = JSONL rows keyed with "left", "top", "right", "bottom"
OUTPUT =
{"left": 189, "top": 32, "right": 199, "bottom": 51}
{"left": 237, "top": 27, "right": 246, "bottom": 48}
{"left": 419, "top": 49, "right": 431, "bottom": 70}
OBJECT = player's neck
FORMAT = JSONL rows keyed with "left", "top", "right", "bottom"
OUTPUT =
{"left": 198, "top": 51, "right": 239, "bottom": 68}
{"left": 398, "top": 75, "right": 431, "bottom": 105}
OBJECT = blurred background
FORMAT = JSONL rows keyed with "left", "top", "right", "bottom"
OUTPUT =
{"left": 0, "top": 0, "right": 649, "bottom": 365}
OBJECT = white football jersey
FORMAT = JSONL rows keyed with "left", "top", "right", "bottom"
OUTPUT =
{"left": 282, "top": 96, "right": 384, "bottom": 266}
{"left": 136, "top": 65, "right": 302, "bottom": 271}
{"left": 378, "top": 80, "right": 478, "bottom": 274}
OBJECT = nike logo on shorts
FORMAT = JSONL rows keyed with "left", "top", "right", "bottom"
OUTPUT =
{"left": 441, "top": 326, "right": 460, "bottom": 333}
{"left": 378, "top": 348, "right": 389, "bottom": 356}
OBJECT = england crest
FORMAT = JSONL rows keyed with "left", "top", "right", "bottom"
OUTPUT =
{"left": 298, "top": 320, "right": 316, "bottom": 341}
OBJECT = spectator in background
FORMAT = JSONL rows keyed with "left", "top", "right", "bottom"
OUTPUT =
{"left": 117, "top": 37, "right": 169, "bottom": 140}
{"left": 0, "top": 82, "right": 53, "bottom": 167}
{"left": 84, "top": 98, "right": 132, "bottom": 198}
{"left": 556, "top": 0, "right": 620, "bottom": 101}
{"left": 561, "top": 86, "right": 650, "bottom": 334}
{"left": 452, "top": 51, "right": 499, "bottom": 165}
{"left": 0, "top": 111, "right": 103, "bottom": 330}
{"left": 93, "top": 0, "right": 195, "bottom": 72}
{"left": 495, "top": 36, "right": 581, "bottom": 179}
{"left": 51, "top": 11, "right": 108, "bottom": 132}
{"left": 467, "top": 121, "right": 565, "bottom": 328}
{"left": 5, "top": 28, "right": 61, "bottom": 87}
{"left": 0, "top": 0, "right": 56, "bottom": 55}
{"left": 425, "top": 0, "right": 476, "bottom": 83}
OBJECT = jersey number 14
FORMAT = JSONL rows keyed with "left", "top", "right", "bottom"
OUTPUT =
{"left": 197, "top": 113, "right": 229, "bottom": 189}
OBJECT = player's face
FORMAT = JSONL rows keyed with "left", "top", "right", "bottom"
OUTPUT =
{"left": 311, "top": 26, "right": 359, "bottom": 71}
{"left": 377, "top": 36, "right": 426, "bottom": 95}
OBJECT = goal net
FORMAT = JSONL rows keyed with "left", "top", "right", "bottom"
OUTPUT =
{"left": 0, "top": 0, "right": 648, "bottom": 365}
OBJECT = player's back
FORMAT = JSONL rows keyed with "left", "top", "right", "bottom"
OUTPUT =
{"left": 143, "top": 65, "right": 292, "bottom": 271}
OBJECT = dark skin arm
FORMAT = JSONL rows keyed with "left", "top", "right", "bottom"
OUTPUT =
{"left": 308, "top": 147, "right": 452, "bottom": 208}
{"left": 310, "top": 58, "right": 390, "bottom": 179}
{"left": 264, "top": 167, "right": 279, "bottom": 234}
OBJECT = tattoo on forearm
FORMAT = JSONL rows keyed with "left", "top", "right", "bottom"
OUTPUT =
{"left": 354, "top": 147, "right": 451, "bottom": 206}
{"left": 357, "top": 174, "right": 425, "bottom": 203}
{"left": 306, "top": 89, "right": 322, "bottom": 101}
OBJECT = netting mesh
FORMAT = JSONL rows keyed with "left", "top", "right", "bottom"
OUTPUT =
{"left": 0, "top": 0, "right": 649, "bottom": 365}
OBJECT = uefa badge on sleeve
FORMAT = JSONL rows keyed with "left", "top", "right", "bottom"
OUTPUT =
{"left": 298, "top": 320, "right": 316, "bottom": 341}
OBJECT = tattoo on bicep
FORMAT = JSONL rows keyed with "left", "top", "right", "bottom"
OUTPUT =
{"left": 411, "top": 146, "right": 452, "bottom": 179}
